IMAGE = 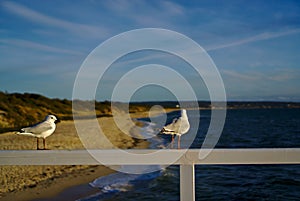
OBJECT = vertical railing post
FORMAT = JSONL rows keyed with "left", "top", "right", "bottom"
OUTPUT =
{"left": 180, "top": 164, "right": 195, "bottom": 201}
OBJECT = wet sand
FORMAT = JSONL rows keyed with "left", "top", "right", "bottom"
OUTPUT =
{"left": 1, "top": 165, "right": 114, "bottom": 201}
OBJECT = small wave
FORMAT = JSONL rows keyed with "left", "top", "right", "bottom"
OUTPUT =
{"left": 78, "top": 170, "right": 163, "bottom": 201}
{"left": 80, "top": 120, "right": 169, "bottom": 201}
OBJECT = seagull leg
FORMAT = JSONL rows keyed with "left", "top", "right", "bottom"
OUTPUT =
{"left": 171, "top": 135, "right": 174, "bottom": 148}
{"left": 36, "top": 138, "right": 39, "bottom": 150}
{"left": 43, "top": 138, "right": 46, "bottom": 150}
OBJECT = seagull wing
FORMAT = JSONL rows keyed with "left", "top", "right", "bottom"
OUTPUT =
{"left": 21, "top": 121, "right": 53, "bottom": 134}
{"left": 162, "top": 118, "right": 181, "bottom": 133}
{"left": 16, "top": 132, "right": 39, "bottom": 137}
{"left": 162, "top": 116, "right": 190, "bottom": 135}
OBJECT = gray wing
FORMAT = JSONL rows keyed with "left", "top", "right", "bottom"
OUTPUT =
{"left": 163, "top": 118, "right": 182, "bottom": 133}
{"left": 22, "top": 121, "right": 53, "bottom": 134}
{"left": 163, "top": 115, "right": 190, "bottom": 134}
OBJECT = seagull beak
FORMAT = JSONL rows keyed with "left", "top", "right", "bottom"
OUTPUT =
{"left": 55, "top": 119, "right": 61, "bottom": 124}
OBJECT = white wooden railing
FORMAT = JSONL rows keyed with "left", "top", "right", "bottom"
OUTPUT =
{"left": 1, "top": 148, "right": 300, "bottom": 201}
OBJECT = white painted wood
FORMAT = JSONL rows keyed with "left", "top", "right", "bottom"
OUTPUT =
{"left": 1, "top": 149, "right": 299, "bottom": 165}
{"left": 1, "top": 148, "right": 299, "bottom": 201}
{"left": 180, "top": 164, "right": 195, "bottom": 201}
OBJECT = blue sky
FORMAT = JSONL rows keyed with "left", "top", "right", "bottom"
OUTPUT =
{"left": 0, "top": 0, "right": 300, "bottom": 101}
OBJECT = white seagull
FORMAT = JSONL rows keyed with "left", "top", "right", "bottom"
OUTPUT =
{"left": 16, "top": 115, "right": 59, "bottom": 150}
{"left": 161, "top": 109, "right": 190, "bottom": 149}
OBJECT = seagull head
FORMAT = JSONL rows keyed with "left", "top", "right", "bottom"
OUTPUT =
{"left": 45, "top": 115, "right": 60, "bottom": 123}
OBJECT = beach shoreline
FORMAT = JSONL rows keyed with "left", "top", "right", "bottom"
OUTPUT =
{"left": 0, "top": 165, "right": 114, "bottom": 201}
{"left": 0, "top": 108, "right": 177, "bottom": 201}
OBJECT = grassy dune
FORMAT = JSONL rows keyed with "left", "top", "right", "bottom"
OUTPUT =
{"left": 0, "top": 92, "right": 152, "bottom": 133}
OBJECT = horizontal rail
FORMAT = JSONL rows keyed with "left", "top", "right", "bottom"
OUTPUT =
{"left": 1, "top": 148, "right": 299, "bottom": 201}
{"left": 1, "top": 148, "right": 300, "bottom": 165}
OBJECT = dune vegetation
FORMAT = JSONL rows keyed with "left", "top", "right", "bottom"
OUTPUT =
{"left": 0, "top": 91, "right": 152, "bottom": 133}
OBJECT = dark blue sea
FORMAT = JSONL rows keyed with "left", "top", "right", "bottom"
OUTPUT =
{"left": 81, "top": 108, "right": 300, "bottom": 201}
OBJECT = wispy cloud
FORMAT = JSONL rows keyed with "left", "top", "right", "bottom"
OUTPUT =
{"left": 103, "top": 0, "right": 185, "bottom": 27}
{"left": 221, "top": 68, "right": 300, "bottom": 101}
{"left": 221, "top": 70, "right": 260, "bottom": 81}
{"left": 268, "top": 69, "right": 300, "bottom": 81}
{"left": 2, "top": 1, "right": 110, "bottom": 39}
{"left": 1, "top": 0, "right": 299, "bottom": 101}
{"left": 207, "top": 28, "right": 300, "bottom": 51}
{"left": 222, "top": 68, "right": 300, "bottom": 82}
{"left": 160, "top": 1, "right": 185, "bottom": 16}
{"left": 0, "top": 39, "right": 83, "bottom": 55}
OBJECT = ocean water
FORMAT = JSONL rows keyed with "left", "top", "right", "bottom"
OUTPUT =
{"left": 80, "top": 108, "right": 300, "bottom": 201}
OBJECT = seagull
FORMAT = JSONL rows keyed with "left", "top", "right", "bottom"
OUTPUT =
{"left": 16, "top": 115, "right": 59, "bottom": 150}
{"left": 161, "top": 109, "right": 190, "bottom": 149}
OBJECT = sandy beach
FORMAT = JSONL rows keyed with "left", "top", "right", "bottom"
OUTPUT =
{"left": 0, "top": 110, "right": 158, "bottom": 201}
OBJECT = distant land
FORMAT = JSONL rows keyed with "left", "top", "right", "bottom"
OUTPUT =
{"left": 132, "top": 100, "right": 300, "bottom": 110}
{"left": 0, "top": 91, "right": 299, "bottom": 133}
